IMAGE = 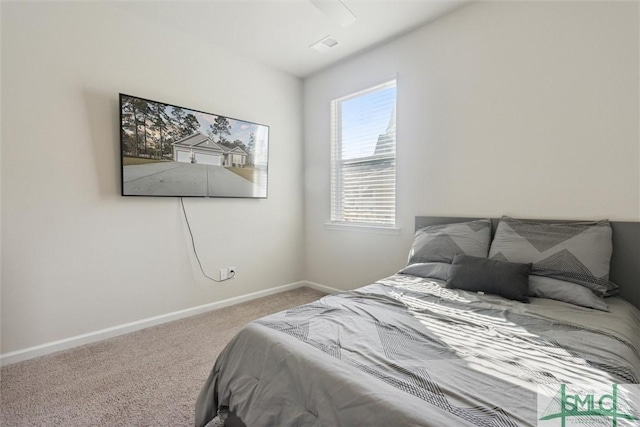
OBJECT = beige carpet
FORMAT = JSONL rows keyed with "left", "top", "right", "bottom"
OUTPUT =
{"left": 1, "top": 287, "right": 326, "bottom": 426}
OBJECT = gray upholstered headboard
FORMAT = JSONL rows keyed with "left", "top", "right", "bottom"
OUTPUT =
{"left": 415, "top": 216, "right": 640, "bottom": 310}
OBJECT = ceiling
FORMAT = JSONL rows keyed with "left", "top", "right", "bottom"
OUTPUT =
{"left": 113, "top": 0, "right": 470, "bottom": 78}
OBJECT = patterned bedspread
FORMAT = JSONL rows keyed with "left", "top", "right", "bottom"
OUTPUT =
{"left": 196, "top": 275, "right": 640, "bottom": 427}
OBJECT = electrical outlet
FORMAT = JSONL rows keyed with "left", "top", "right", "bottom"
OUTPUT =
{"left": 228, "top": 267, "right": 236, "bottom": 279}
{"left": 219, "top": 268, "right": 229, "bottom": 281}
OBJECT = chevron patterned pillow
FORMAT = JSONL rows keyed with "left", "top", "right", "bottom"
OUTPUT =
{"left": 408, "top": 219, "right": 491, "bottom": 265}
{"left": 488, "top": 216, "right": 613, "bottom": 295}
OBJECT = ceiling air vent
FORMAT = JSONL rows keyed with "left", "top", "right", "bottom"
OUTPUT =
{"left": 310, "top": 36, "right": 339, "bottom": 53}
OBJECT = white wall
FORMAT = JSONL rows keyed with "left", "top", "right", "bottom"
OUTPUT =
{"left": 2, "top": 0, "right": 639, "bottom": 357}
{"left": 304, "top": 1, "right": 640, "bottom": 290}
{"left": 1, "top": 3, "right": 304, "bottom": 353}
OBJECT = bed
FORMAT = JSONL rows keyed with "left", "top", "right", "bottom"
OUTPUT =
{"left": 195, "top": 216, "right": 640, "bottom": 427}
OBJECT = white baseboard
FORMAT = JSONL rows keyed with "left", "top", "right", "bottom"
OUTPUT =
{"left": 302, "top": 280, "right": 343, "bottom": 295}
{"left": 0, "top": 281, "right": 309, "bottom": 367}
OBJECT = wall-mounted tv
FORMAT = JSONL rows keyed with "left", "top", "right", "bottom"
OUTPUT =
{"left": 120, "top": 94, "right": 269, "bottom": 198}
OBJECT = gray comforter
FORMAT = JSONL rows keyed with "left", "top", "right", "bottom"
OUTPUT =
{"left": 195, "top": 275, "right": 640, "bottom": 427}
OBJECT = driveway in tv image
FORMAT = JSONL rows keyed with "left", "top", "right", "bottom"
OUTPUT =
{"left": 123, "top": 162, "right": 263, "bottom": 197}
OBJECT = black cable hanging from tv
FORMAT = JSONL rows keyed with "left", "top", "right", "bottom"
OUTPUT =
{"left": 180, "top": 197, "right": 235, "bottom": 282}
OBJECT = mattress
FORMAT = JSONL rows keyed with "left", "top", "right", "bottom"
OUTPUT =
{"left": 195, "top": 274, "right": 640, "bottom": 427}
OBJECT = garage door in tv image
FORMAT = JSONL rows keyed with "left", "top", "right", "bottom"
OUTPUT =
{"left": 120, "top": 94, "right": 269, "bottom": 198}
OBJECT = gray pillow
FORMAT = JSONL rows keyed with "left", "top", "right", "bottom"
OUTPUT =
{"left": 398, "top": 262, "right": 451, "bottom": 281}
{"left": 529, "top": 276, "right": 608, "bottom": 311}
{"left": 603, "top": 281, "right": 620, "bottom": 297}
{"left": 447, "top": 255, "right": 531, "bottom": 303}
{"left": 408, "top": 219, "right": 491, "bottom": 265}
{"left": 488, "top": 217, "right": 612, "bottom": 295}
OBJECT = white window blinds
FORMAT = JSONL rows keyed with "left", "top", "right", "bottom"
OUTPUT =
{"left": 330, "top": 80, "right": 396, "bottom": 226}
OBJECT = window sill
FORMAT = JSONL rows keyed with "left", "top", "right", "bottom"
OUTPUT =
{"left": 324, "top": 222, "right": 401, "bottom": 235}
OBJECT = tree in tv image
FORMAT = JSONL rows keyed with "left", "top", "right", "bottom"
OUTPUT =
{"left": 120, "top": 94, "right": 269, "bottom": 198}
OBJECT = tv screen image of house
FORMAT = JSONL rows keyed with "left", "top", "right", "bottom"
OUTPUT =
{"left": 120, "top": 94, "right": 269, "bottom": 198}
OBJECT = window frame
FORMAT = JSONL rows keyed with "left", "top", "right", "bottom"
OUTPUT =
{"left": 329, "top": 79, "right": 398, "bottom": 231}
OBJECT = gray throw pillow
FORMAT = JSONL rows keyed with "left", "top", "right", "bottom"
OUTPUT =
{"left": 447, "top": 255, "right": 531, "bottom": 302}
{"left": 398, "top": 262, "right": 451, "bottom": 281}
{"left": 408, "top": 219, "right": 491, "bottom": 265}
{"left": 488, "top": 217, "right": 612, "bottom": 295}
{"left": 528, "top": 276, "right": 608, "bottom": 311}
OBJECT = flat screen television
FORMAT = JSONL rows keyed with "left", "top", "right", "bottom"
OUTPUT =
{"left": 120, "top": 94, "right": 269, "bottom": 198}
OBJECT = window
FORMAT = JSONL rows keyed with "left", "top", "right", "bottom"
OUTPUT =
{"left": 330, "top": 80, "right": 396, "bottom": 227}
